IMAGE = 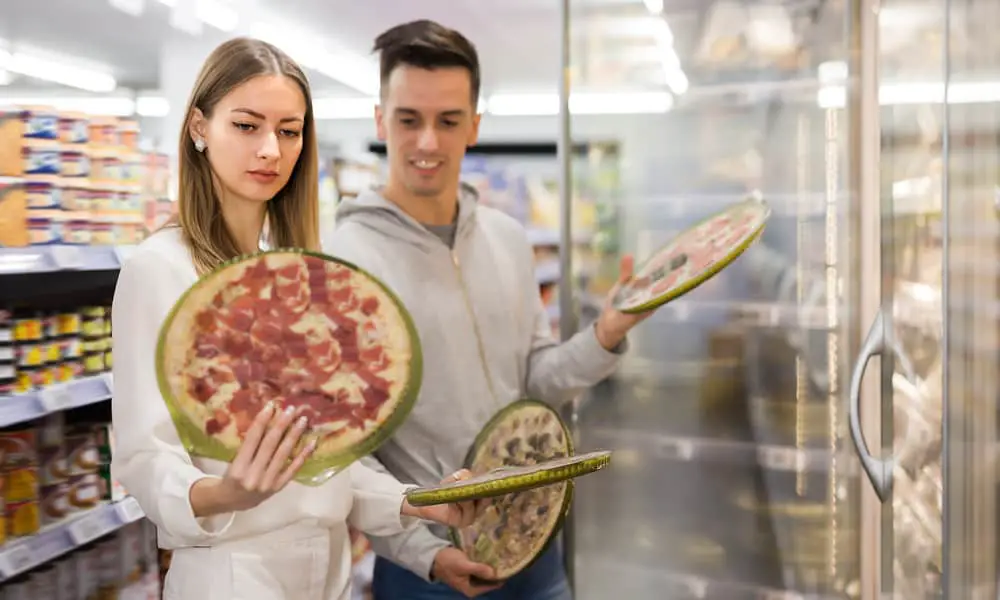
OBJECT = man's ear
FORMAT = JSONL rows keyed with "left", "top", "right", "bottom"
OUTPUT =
{"left": 375, "top": 103, "right": 387, "bottom": 142}
{"left": 468, "top": 110, "right": 481, "bottom": 147}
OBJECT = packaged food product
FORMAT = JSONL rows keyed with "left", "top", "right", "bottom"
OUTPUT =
{"left": 21, "top": 107, "right": 59, "bottom": 141}
{"left": 59, "top": 144, "right": 90, "bottom": 178}
{"left": 27, "top": 212, "right": 65, "bottom": 245}
{"left": 0, "top": 177, "right": 29, "bottom": 247}
{"left": 22, "top": 139, "right": 61, "bottom": 177}
{"left": 24, "top": 177, "right": 61, "bottom": 209}
{"left": 58, "top": 111, "right": 89, "bottom": 144}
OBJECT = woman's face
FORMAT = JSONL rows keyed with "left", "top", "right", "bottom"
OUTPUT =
{"left": 190, "top": 74, "right": 307, "bottom": 204}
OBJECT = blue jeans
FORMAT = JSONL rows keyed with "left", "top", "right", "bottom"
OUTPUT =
{"left": 372, "top": 545, "right": 573, "bottom": 600}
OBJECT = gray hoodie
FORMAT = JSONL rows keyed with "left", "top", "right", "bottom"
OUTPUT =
{"left": 321, "top": 185, "right": 626, "bottom": 581}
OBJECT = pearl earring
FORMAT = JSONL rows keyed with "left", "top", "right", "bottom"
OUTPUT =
{"left": 194, "top": 138, "right": 206, "bottom": 152}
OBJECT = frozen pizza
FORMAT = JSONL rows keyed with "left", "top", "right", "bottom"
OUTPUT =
{"left": 156, "top": 249, "right": 421, "bottom": 484}
{"left": 453, "top": 400, "right": 575, "bottom": 580}
{"left": 614, "top": 195, "right": 771, "bottom": 313}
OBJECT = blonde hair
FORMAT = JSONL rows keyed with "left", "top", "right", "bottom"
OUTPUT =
{"left": 174, "top": 37, "right": 320, "bottom": 275}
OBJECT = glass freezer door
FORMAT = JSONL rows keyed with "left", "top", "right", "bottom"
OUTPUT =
{"left": 560, "top": 1, "right": 869, "bottom": 597}
{"left": 848, "top": 0, "right": 1000, "bottom": 597}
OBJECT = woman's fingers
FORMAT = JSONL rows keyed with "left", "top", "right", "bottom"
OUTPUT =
{"left": 231, "top": 402, "right": 275, "bottom": 474}
{"left": 275, "top": 438, "right": 318, "bottom": 489}
{"left": 245, "top": 405, "right": 298, "bottom": 490}
{"left": 260, "top": 415, "right": 310, "bottom": 490}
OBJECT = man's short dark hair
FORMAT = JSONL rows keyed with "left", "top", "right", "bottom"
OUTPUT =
{"left": 372, "top": 19, "right": 481, "bottom": 104}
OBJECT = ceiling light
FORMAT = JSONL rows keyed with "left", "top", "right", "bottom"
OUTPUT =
{"left": 0, "top": 96, "right": 135, "bottom": 117}
{"left": 249, "top": 22, "right": 379, "bottom": 96}
{"left": 136, "top": 94, "right": 170, "bottom": 116}
{"left": 0, "top": 50, "right": 116, "bottom": 93}
{"left": 313, "top": 97, "right": 376, "bottom": 120}
{"left": 643, "top": 0, "right": 664, "bottom": 14}
{"left": 487, "top": 92, "right": 673, "bottom": 117}
{"left": 817, "top": 81, "right": 1000, "bottom": 108}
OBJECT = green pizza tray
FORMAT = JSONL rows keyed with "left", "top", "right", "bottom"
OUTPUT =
{"left": 613, "top": 193, "right": 771, "bottom": 314}
{"left": 405, "top": 450, "right": 611, "bottom": 507}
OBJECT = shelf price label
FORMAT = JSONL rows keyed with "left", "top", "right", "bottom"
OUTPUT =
{"left": 0, "top": 543, "right": 35, "bottom": 578}
{"left": 68, "top": 513, "right": 107, "bottom": 546}
{"left": 115, "top": 498, "right": 144, "bottom": 523}
{"left": 49, "top": 246, "right": 83, "bottom": 270}
{"left": 39, "top": 383, "right": 75, "bottom": 413}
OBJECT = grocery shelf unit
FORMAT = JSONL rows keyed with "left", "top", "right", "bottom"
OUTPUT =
{"left": 555, "top": 0, "right": 1000, "bottom": 599}
{"left": 0, "top": 107, "right": 165, "bottom": 597}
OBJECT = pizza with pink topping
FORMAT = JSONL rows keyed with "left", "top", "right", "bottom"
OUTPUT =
{"left": 613, "top": 196, "right": 771, "bottom": 314}
{"left": 156, "top": 249, "right": 421, "bottom": 484}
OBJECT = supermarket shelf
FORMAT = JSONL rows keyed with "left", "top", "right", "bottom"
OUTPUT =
{"left": 0, "top": 245, "right": 136, "bottom": 275}
{"left": 0, "top": 497, "right": 144, "bottom": 583}
{"left": 0, "top": 374, "right": 113, "bottom": 429}
{"left": 585, "top": 425, "right": 851, "bottom": 473}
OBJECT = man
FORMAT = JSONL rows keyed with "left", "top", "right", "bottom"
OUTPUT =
{"left": 322, "top": 19, "right": 651, "bottom": 599}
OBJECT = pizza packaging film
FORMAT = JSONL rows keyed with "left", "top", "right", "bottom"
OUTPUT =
{"left": 424, "top": 400, "right": 609, "bottom": 581}
{"left": 613, "top": 193, "right": 772, "bottom": 314}
{"left": 156, "top": 249, "right": 422, "bottom": 486}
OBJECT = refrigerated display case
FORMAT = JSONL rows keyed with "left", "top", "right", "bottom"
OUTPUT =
{"left": 554, "top": 0, "right": 1000, "bottom": 598}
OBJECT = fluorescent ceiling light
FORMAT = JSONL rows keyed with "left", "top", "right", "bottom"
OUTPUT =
{"left": 156, "top": 0, "right": 238, "bottom": 32}
{"left": 249, "top": 23, "right": 378, "bottom": 96}
{"left": 487, "top": 92, "right": 673, "bottom": 116}
{"left": 136, "top": 94, "right": 170, "bottom": 116}
{"left": 643, "top": 0, "right": 663, "bottom": 14}
{"left": 314, "top": 97, "right": 375, "bottom": 120}
{"left": 313, "top": 97, "right": 486, "bottom": 120}
{"left": 0, "top": 96, "right": 135, "bottom": 117}
{"left": 0, "top": 50, "right": 116, "bottom": 92}
{"left": 650, "top": 14, "right": 687, "bottom": 95}
{"left": 818, "top": 81, "right": 1000, "bottom": 108}
{"left": 0, "top": 93, "right": 169, "bottom": 117}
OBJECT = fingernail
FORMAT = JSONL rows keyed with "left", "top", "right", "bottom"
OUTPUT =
{"left": 297, "top": 416, "right": 309, "bottom": 428}
{"left": 284, "top": 405, "right": 296, "bottom": 417}
{"left": 263, "top": 401, "right": 275, "bottom": 414}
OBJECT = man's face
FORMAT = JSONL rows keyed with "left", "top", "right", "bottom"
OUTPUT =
{"left": 376, "top": 65, "right": 480, "bottom": 199}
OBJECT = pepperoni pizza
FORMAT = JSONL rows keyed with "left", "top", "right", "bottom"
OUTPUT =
{"left": 156, "top": 249, "right": 421, "bottom": 483}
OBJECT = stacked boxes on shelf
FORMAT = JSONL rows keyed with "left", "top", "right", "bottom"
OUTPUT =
{"left": 2, "top": 306, "right": 112, "bottom": 397}
{"left": 0, "top": 106, "right": 170, "bottom": 248}
{"left": 0, "top": 411, "right": 122, "bottom": 545}
{"left": 1, "top": 519, "right": 161, "bottom": 599}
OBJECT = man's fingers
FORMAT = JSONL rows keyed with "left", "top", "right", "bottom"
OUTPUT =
{"left": 619, "top": 254, "right": 635, "bottom": 282}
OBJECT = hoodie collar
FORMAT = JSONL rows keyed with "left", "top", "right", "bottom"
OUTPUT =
{"left": 334, "top": 183, "right": 480, "bottom": 251}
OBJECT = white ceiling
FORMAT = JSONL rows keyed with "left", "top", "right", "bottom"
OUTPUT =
{"left": 2, "top": 0, "right": 994, "bottom": 109}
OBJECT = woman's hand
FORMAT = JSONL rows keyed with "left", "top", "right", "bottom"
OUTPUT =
{"left": 191, "top": 402, "right": 315, "bottom": 516}
{"left": 400, "top": 469, "right": 487, "bottom": 528}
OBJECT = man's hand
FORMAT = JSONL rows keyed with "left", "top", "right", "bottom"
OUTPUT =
{"left": 594, "top": 254, "right": 653, "bottom": 351}
{"left": 400, "top": 469, "right": 487, "bottom": 528}
{"left": 431, "top": 547, "right": 503, "bottom": 598}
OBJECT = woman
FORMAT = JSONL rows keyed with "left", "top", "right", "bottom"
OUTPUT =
{"left": 111, "top": 37, "right": 477, "bottom": 600}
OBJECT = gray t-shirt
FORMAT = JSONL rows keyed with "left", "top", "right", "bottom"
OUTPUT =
{"left": 422, "top": 222, "right": 457, "bottom": 248}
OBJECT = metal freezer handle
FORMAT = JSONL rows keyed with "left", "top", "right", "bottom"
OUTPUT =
{"left": 848, "top": 310, "right": 909, "bottom": 503}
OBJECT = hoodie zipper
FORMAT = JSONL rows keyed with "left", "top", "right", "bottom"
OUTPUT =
{"left": 451, "top": 249, "right": 500, "bottom": 405}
